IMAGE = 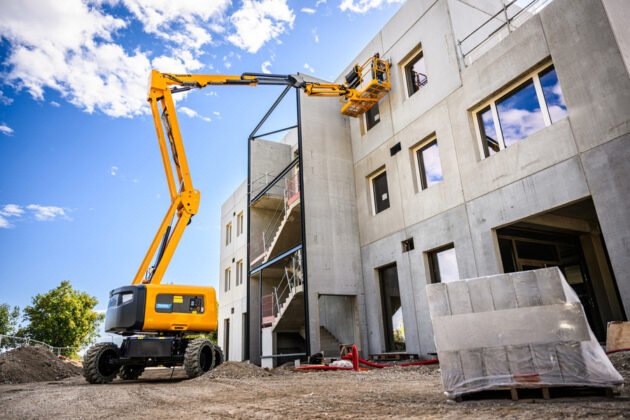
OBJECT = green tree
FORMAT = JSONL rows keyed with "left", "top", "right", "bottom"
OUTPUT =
{"left": 21, "top": 281, "right": 104, "bottom": 356}
{"left": 0, "top": 303, "right": 20, "bottom": 336}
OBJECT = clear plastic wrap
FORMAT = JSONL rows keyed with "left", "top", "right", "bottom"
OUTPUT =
{"left": 427, "top": 267, "right": 623, "bottom": 398}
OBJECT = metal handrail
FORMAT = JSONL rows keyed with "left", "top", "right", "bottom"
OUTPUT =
{"left": 457, "top": 0, "right": 554, "bottom": 66}
{"left": 0, "top": 334, "right": 79, "bottom": 356}
{"left": 271, "top": 250, "right": 303, "bottom": 317}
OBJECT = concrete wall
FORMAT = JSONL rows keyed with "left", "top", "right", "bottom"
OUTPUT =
{"left": 299, "top": 90, "right": 368, "bottom": 355}
{"left": 218, "top": 180, "right": 248, "bottom": 362}
{"left": 250, "top": 139, "right": 292, "bottom": 198}
{"left": 352, "top": 0, "right": 630, "bottom": 357}
{"left": 224, "top": 0, "right": 630, "bottom": 363}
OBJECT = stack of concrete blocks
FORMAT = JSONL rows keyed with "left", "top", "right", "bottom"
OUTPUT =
{"left": 427, "top": 267, "right": 623, "bottom": 398}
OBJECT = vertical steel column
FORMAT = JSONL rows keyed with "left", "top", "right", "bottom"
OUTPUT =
{"left": 296, "top": 88, "right": 311, "bottom": 357}
{"left": 245, "top": 126, "right": 252, "bottom": 362}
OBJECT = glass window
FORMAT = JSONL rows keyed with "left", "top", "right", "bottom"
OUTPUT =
{"left": 497, "top": 79, "right": 545, "bottom": 147}
{"left": 224, "top": 268, "right": 231, "bottom": 291}
{"left": 475, "top": 64, "right": 568, "bottom": 158}
{"left": 371, "top": 170, "right": 390, "bottom": 214}
{"left": 225, "top": 223, "right": 232, "bottom": 246}
{"left": 539, "top": 66, "right": 568, "bottom": 123}
{"left": 478, "top": 106, "right": 500, "bottom": 157}
{"left": 416, "top": 140, "right": 443, "bottom": 189}
{"left": 236, "top": 212, "right": 244, "bottom": 236}
{"left": 428, "top": 245, "right": 460, "bottom": 283}
{"left": 236, "top": 260, "right": 243, "bottom": 286}
{"left": 404, "top": 50, "right": 428, "bottom": 96}
{"left": 365, "top": 102, "right": 380, "bottom": 131}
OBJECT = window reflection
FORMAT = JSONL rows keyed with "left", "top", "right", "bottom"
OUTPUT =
{"left": 417, "top": 140, "right": 443, "bottom": 189}
{"left": 475, "top": 64, "right": 568, "bottom": 159}
{"left": 497, "top": 80, "right": 545, "bottom": 146}
{"left": 478, "top": 106, "right": 499, "bottom": 156}
{"left": 540, "top": 67, "right": 568, "bottom": 123}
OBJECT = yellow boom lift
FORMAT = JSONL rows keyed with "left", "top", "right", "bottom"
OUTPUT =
{"left": 83, "top": 54, "right": 390, "bottom": 383}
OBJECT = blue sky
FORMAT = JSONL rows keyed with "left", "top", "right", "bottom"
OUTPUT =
{"left": 0, "top": 0, "right": 404, "bottom": 314}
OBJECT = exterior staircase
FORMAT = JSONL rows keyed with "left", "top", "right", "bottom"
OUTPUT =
{"left": 319, "top": 326, "right": 342, "bottom": 357}
{"left": 270, "top": 250, "right": 304, "bottom": 331}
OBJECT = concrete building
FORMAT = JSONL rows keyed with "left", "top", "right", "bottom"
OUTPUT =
{"left": 218, "top": 0, "right": 630, "bottom": 366}
{"left": 217, "top": 180, "right": 248, "bottom": 361}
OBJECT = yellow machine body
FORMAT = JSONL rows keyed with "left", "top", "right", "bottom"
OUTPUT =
{"left": 142, "top": 284, "right": 217, "bottom": 333}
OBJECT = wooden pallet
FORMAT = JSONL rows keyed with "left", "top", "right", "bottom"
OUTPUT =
{"left": 453, "top": 385, "right": 616, "bottom": 402}
{"left": 369, "top": 353, "right": 419, "bottom": 361}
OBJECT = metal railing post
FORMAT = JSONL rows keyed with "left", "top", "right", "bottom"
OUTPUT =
{"left": 504, "top": 3, "right": 511, "bottom": 33}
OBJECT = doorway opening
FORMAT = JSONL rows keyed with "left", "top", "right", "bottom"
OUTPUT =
{"left": 497, "top": 198, "right": 625, "bottom": 341}
{"left": 378, "top": 264, "right": 405, "bottom": 352}
{"left": 223, "top": 318, "right": 230, "bottom": 361}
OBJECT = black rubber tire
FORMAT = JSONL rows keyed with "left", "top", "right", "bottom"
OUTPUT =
{"left": 118, "top": 365, "right": 145, "bottom": 380}
{"left": 83, "top": 343, "right": 120, "bottom": 384}
{"left": 211, "top": 344, "right": 224, "bottom": 367}
{"left": 184, "top": 338, "right": 215, "bottom": 378}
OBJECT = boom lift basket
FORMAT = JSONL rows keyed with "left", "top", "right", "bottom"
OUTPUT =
{"left": 341, "top": 56, "right": 391, "bottom": 117}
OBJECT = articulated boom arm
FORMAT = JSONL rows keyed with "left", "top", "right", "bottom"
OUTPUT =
{"left": 133, "top": 54, "right": 390, "bottom": 285}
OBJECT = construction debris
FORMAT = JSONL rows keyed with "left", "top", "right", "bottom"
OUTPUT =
{"left": 0, "top": 346, "right": 82, "bottom": 384}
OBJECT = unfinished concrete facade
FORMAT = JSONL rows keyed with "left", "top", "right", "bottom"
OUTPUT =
{"left": 218, "top": 180, "right": 247, "bottom": 362}
{"left": 219, "top": 0, "right": 630, "bottom": 365}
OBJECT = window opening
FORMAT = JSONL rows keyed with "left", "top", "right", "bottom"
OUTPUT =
{"left": 404, "top": 49, "right": 428, "bottom": 96}
{"left": 416, "top": 139, "right": 443, "bottom": 189}
{"left": 428, "top": 245, "right": 459, "bottom": 283}
{"left": 371, "top": 170, "right": 390, "bottom": 214}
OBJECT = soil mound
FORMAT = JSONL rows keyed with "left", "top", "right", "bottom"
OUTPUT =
{"left": 195, "top": 361, "right": 272, "bottom": 380}
{"left": 0, "top": 346, "right": 83, "bottom": 384}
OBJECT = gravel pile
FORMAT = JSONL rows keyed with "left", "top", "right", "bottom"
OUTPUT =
{"left": 194, "top": 361, "right": 273, "bottom": 380}
{"left": 0, "top": 346, "right": 83, "bottom": 384}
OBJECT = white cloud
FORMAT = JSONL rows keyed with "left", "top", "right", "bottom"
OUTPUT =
{"left": 227, "top": 0, "right": 295, "bottom": 53}
{"left": 497, "top": 107, "right": 546, "bottom": 144}
{"left": 50, "top": 101, "right": 60, "bottom": 107}
{"left": 312, "top": 27, "right": 319, "bottom": 43}
{"left": 152, "top": 51, "right": 203, "bottom": 74}
{"left": 0, "top": 0, "right": 300, "bottom": 118}
{"left": 304, "top": 63, "right": 315, "bottom": 73}
{"left": 26, "top": 204, "right": 67, "bottom": 221}
{"left": 339, "top": 0, "right": 403, "bottom": 13}
{"left": 301, "top": 8, "right": 316, "bottom": 14}
{"left": 110, "top": 166, "right": 119, "bottom": 176}
{"left": 261, "top": 60, "right": 272, "bottom": 74}
{"left": 0, "top": 204, "right": 24, "bottom": 228}
{"left": 0, "top": 124, "right": 14, "bottom": 136}
{"left": 316, "top": 0, "right": 327, "bottom": 6}
{"left": 0, "top": 0, "right": 151, "bottom": 118}
{"left": 0, "top": 204, "right": 24, "bottom": 217}
{"left": 179, "top": 106, "right": 212, "bottom": 122}
{"left": 213, "top": 111, "right": 221, "bottom": 116}
{"left": 0, "top": 215, "right": 10, "bottom": 229}
{"left": 0, "top": 91, "right": 13, "bottom": 105}
{"left": 118, "top": 0, "right": 230, "bottom": 51}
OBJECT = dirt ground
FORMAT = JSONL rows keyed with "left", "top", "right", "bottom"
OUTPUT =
{"left": 1, "top": 355, "right": 630, "bottom": 419}
{"left": 0, "top": 346, "right": 82, "bottom": 384}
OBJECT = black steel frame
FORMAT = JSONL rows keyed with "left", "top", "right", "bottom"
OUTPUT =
{"left": 246, "top": 86, "right": 310, "bottom": 364}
